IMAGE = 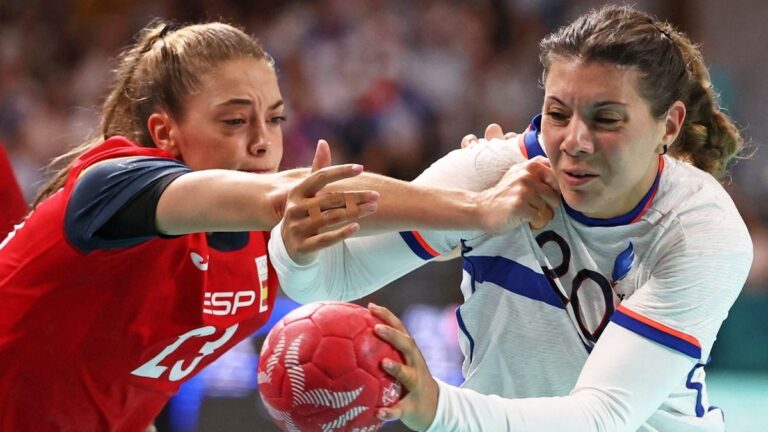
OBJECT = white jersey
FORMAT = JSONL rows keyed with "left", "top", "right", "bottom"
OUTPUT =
{"left": 270, "top": 116, "right": 753, "bottom": 431}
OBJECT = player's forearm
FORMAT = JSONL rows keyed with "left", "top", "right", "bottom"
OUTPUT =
{"left": 426, "top": 325, "right": 696, "bottom": 432}
{"left": 429, "top": 381, "right": 611, "bottom": 432}
{"left": 329, "top": 172, "right": 482, "bottom": 234}
{"left": 270, "top": 221, "right": 429, "bottom": 303}
{"left": 156, "top": 169, "right": 306, "bottom": 235}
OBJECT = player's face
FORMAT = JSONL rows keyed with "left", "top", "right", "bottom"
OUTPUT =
{"left": 171, "top": 57, "right": 285, "bottom": 173}
{"left": 540, "top": 60, "right": 668, "bottom": 219}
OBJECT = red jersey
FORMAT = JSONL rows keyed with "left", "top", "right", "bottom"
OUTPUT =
{"left": 0, "top": 138, "right": 278, "bottom": 431}
{"left": 0, "top": 143, "right": 26, "bottom": 237}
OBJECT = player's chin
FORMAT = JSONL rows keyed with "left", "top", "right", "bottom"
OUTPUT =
{"left": 560, "top": 190, "right": 593, "bottom": 213}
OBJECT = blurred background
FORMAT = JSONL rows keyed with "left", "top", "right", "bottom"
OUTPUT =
{"left": 1, "top": 0, "right": 766, "bottom": 430}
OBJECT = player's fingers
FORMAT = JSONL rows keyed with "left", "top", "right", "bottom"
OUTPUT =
{"left": 300, "top": 192, "right": 379, "bottom": 232}
{"left": 526, "top": 179, "right": 560, "bottom": 210}
{"left": 376, "top": 404, "right": 404, "bottom": 422}
{"left": 527, "top": 158, "right": 561, "bottom": 197}
{"left": 316, "top": 191, "right": 379, "bottom": 212}
{"left": 369, "top": 303, "right": 408, "bottom": 334}
{"left": 460, "top": 133, "right": 479, "bottom": 149}
{"left": 529, "top": 204, "right": 554, "bottom": 230}
{"left": 519, "top": 187, "right": 550, "bottom": 216}
{"left": 373, "top": 323, "right": 427, "bottom": 372}
{"left": 296, "top": 223, "right": 361, "bottom": 254}
{"left": 311, "top": 139, "right": 332, "bottom": 173}
{"left": 484, "top": 123, "right": 504, "bottom": 140}
{"left": 529, "top": 155, "right": 551, "bottom": 165}
{"left": 312, "top": 202, "right": 378, "bottom": 230}
{"left": 296, "top": 164, "right": 364, "bottom": 198}
{"left": 380, "top": 356, "right": 415, "bottom": 386}
{"left": 504, "top": 132, "right": 518, "bottom": 139}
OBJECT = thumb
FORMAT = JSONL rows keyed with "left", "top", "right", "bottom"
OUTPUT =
{"left": 312, "top": 139, "right": 332, "bottom": 173}
{"left": 484, "top": 123, "right": 504, "bottom": 140}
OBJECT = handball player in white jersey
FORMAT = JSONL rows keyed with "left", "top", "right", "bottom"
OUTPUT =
{"left": 269, "top": 5, "right": 753, "bottom": 432}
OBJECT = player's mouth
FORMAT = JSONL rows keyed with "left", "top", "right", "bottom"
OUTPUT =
{"left": 562, "top": 168, "right": 598, "bottom": 186}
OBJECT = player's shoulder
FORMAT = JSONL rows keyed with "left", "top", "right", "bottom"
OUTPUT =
{"left": 656, "top": 157, "right": 751, "bottom": 251}
{"left": 71, "top": 136, "right": 176, "bottom": 178}
{"left": 657, "top": 157, "right": 737, "bottom": 214}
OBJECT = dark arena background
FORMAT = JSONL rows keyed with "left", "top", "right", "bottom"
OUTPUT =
{"left": 1, "top": 0, "right": 766, "bottom": 430}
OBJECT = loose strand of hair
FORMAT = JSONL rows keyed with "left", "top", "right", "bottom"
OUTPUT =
{"left": 32, "top": 23, "right": 167, "bottom": 207}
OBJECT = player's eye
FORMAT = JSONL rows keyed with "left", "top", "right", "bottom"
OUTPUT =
{"left": 545, "top": 111, "right": 569, "bottom": 123}
{"left": 268, "top": 116, "right": 287, "bottom": 125}
{"left": 592, "top": 112, "right": 623, "bottom": 128}
{"left": 223, "top": 119, "right": 246, "bottom": 126}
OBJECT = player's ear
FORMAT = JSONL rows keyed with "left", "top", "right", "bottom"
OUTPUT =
{"left": 147, "top": 112, "right": 180, "bottom": 157}
{"left": 661, "top": 101, "right": 686, "bottom": 148}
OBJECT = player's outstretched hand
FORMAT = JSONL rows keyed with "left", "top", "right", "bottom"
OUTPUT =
{"left": 476, "top": 155, "right": 560, "bottom": 234}
{"left": 281, "top": 140, "right": 379, "bottom": 265}
{"left": 369, "top": 303, "right": 439, "bottom": 432}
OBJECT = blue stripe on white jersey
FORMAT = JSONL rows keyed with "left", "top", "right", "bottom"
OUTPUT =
{"left": 462, "top": 256, "right": 563, "bottom": 309}
{"left": 399, "top": 231, "right": 440, "bottom": 260}
{"left": 611, "top": 306, "right": 702, "bottom": 359}
{"left": 685, "top": 363, "right": 708, "bottom": 417}
{"left": 455, "top": 307, "right": 475, "bottom": 363}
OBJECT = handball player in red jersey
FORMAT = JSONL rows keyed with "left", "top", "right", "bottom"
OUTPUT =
{"left": 0, "top": 21, "right": 534, "bottom": 431}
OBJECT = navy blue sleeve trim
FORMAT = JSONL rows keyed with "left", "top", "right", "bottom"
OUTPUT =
{"left": 97, "top": 170, "right": 188, "bottom": 240}
{"left": 64, "top": 157, "right": 192, "bottom": 253}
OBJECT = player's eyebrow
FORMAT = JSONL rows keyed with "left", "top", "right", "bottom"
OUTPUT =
{"left": 546, "top": 96, "right": 627, "bottom": 108}
{"left": 215, "top": 98, "right": 284, "bottom": 109}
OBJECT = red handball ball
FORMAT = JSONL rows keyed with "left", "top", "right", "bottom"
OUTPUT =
{"left": 258, "top": 301, "right": 404, "bottom": 432}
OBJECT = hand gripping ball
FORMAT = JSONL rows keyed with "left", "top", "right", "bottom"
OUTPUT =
{"left": 258, "top": 301, "right": 404, "bottom": 432}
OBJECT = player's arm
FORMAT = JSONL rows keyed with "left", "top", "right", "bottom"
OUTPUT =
{"left": 66, "top": 137, "right": 510, "bottom": 252}
{"left": 68, "top": 141, "right": 375, "bottom": 247}
{"left": 270, "top": 220, "right": 473, "bottom": 303}
{"left": 374, "top": 313, "right": 696, "bottom": 432}
{"left": 64, "top": 148, "right": 369, "bottom": 252}
{"left": 279, "top": 138, "right": 558, "bottom": 267}
{"left": 156, "top": 135, "right": 553, "bottom": 236}
{"left": 268, "top": 138, "right": 491, "bottom": 302}
{"left": 372, "top": 207, "right": 753, "bottom": 431}
{"left": 270, "top": 133, "right": 558, "bottom": 302}
{"left": 154, "top": 141, "right": 372, "bottom": 234}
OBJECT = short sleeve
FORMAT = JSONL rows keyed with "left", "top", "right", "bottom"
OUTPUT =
{"left": 611, "top": 205, "right": 753, "bottom": 362}
{"left": 65, "top": 157, "right": 191, "bottom": 252}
